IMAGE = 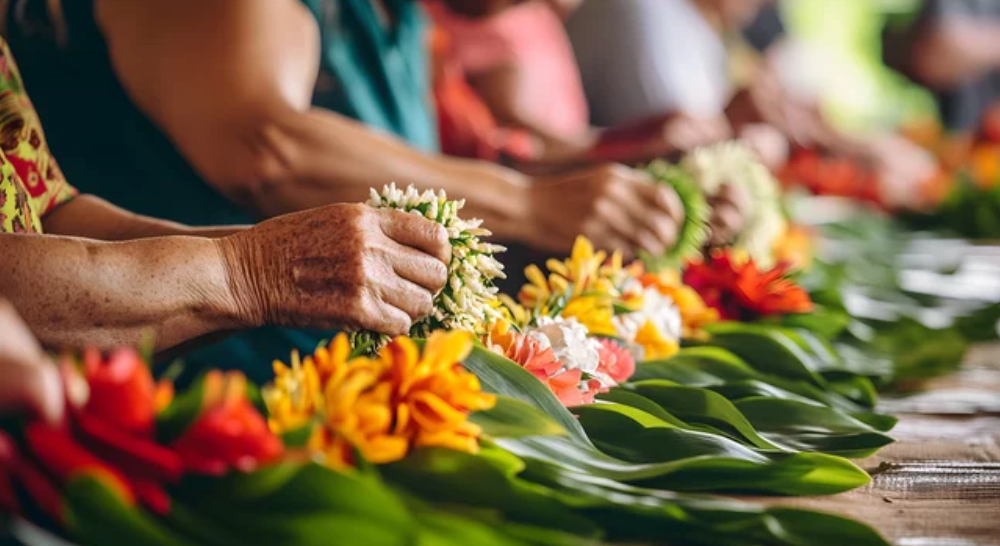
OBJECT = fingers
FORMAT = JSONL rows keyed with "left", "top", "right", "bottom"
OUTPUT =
{"left": 604, "top": 175, "right": 682, "bottom": 252}
{"left": 386, "top": 240, "right": 449, "bottom": 293}
{"left": 582, "top": 215, "right": 635, "bottom": 261}
{"left": 0, "top": 360, "right": 64, "bottom": 425}
{"left": 362, "top": 294, "right": 415, "bottom": 337}
{"left": 378, "top": 209, "right": 452, "bottom": 265}
{"left": 379, "top": 276, "right": 435, "bottom": 322}
{"left": 714, "top": 183, "right": 751, "bottom": 218}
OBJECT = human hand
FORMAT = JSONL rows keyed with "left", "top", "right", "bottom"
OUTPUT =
{"left": 866, "top": 135, "right": 939, "bottom": 210}
{"left": 219, "top": 204, "right": 451, "bottom": 336}
{"left": 526, "top": 164, "right": 685, "bottom": 260}
{"left": 706, "top": 183, "right": 751, "bottom": 247}
{"left": 739, "top": 123, "right": 789, "bottom": 171}
{"left": 0, "top": 300, "right": 63, "bottom": 424}
{"left": 590, "top": 113, "right": 732, "bottom": 164}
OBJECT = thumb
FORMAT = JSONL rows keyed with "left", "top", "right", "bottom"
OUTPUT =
{"left": 0, "top": 361, "right": 64, "bottom": 425}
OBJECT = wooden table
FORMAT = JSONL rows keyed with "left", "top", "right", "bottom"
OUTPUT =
{"left": 745, "top": 343, "right": 1000, "bottom": 546}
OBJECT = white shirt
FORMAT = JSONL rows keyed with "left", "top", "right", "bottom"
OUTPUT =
{"left": 566, "top": 0, "right": 731, "bottom": 125}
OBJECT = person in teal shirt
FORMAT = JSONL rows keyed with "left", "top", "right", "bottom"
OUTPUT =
{"left": 0, "top": 0, "right": 686, "bottom": 381}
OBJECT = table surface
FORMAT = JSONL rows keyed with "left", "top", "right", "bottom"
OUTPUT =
{"left": 740, "top": 343, "right": 1000, "bottom": 546}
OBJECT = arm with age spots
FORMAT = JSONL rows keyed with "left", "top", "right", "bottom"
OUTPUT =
{"left": 1, "top": 204, "right": 451, "bottom": 354}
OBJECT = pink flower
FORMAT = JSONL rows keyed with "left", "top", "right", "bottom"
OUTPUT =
{"left": 492, "top": 331, "right": 605, "bottom": 407}
{"left": 596, "top": 339, "right": 636, "bottom": 384}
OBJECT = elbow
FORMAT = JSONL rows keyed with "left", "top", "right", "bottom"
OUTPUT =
{"left": 194, "top": 109, "right": 305, "bottom": 217}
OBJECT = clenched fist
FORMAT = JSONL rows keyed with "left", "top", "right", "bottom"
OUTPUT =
{"left": 706, "top": 182, "right": 751, "bottom": 248}
{"left": 526, "top": 164, "right": 685, "bottom": 260}
{"left": 218, "top": 204, "right": 451, "bottom": 336}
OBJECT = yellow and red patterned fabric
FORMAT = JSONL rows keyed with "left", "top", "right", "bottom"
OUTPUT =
{"left": 0, "top": 37, "right": 75, "bottom": 233}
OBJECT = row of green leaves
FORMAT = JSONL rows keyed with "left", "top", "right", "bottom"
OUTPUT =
{"left": 43, "top": 320, "right": 905, "bottom": 546}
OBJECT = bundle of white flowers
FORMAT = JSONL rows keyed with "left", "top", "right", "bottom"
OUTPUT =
{"left": 683, "top": 141, "right": 787, "bottom": 267}
{"left": 363, "top": 183, "right": 506, "bottom": 344}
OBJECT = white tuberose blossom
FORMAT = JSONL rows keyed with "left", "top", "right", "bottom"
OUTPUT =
{"left": 364, "top": 183, "right": 506, "bottom": 340}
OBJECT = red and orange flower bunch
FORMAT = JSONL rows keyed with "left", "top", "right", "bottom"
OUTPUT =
{"left": 263, "top": 331, "right": 496, "bottom": 469}
{"left": 0, "top": 348, "right": 281, "bottom": 523}
{"left": 683, "top": 251, "right": 813, "bottom": 322}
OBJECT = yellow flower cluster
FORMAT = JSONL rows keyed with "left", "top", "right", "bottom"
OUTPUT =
{"left": 263, "top": 331, "right": 495, "bottom": 469}
{"left": 518, "top": 237, "right": 624, "bottom": 310}
{"left": 512, "top": 236, "right": 683, "bottom": 361}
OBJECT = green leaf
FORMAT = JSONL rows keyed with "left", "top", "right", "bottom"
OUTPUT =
{"left": 174, "top": 464, "right": 417, "bottom": 546}
{"left": 522, "top": 404, "right": 870, "bottom": 495}
{"left": 632, "top": 347, "right": 760, "bottom": 384}
{"left": 701, "top": 323, "right": 881, "bottom": 408}
{"left": 624, "top": 381, "right": 787, "bottom": 451}
{"left": 734, "top": 397, "right": 895, "bottom": 458}
{"left": 382, "top": 447, "right": 599, "bottom": 540}
{"left": 471, "top": 396, "right": 567, "bottom": 439}
{"left": 64, "top": 476, "right": 193, "bottom": 546}
{"left": 635, "top": 348, "right": 893, "bottom": 428}
{"left": 155, "top": 375, "right": 207, "bottom": 445}
{"left": 461, "top": 345, "right": 587, "bottom": 443}
{"left": 702, "top": 323, "right": 828, "bottom": 384}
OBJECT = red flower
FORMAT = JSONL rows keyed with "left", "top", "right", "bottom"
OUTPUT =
{"left": 172, "top": 371, "right": 283, "bottom": 475}
{"left": 82, "top": 348, "right": 157, "bottom": 437}
{"left": 683, "top": 251, "right": 813, "bottom": 321}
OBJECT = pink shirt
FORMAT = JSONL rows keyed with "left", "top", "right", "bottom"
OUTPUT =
{"left": 427, "top": 1, "right": 590, "bottom": 138}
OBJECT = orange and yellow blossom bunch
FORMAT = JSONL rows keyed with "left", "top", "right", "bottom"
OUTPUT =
{"left": 263, "top": 332, "right": 495, "bottom": 470}
{"left": 515, "top": 236, "right": 682, "bottom": 362}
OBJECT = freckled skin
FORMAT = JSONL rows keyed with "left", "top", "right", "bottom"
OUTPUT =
{"left": 1, "top": 203, "right": 449, "bottom": 354}
{"left": 220, "top": 204, "right": 451, "bottom": 336}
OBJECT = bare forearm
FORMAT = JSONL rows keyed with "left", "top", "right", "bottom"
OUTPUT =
{"left": 0, "top": 234, "right": 243, "bottom": 351}
{"left": 242, "top": 109, "right": 531, "bottom": 240}
{"left": 913, "top": 22, "right": 1000, "bottom": 87}
{"left": 44, "top": 195, "right": 246, "bottom": 241}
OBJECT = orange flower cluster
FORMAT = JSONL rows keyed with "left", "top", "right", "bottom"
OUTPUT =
{"left": 683, "top": 251, "right": 813, "bottom": 321}
{"left": 264, "top": 332, "right": 495, "bottom": 469}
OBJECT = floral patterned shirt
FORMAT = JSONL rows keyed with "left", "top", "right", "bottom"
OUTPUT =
{"left": 0, "top": 37, "right": 76, "bottom": 233}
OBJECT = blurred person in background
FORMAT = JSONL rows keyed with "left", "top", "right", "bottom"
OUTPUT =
{"left": 427, "top": 0, "right": 732, "bottom": 169}
{"left": 884, "top": 0, "right": 1000, "bottom": 133}
{"left": 567, "top": 0, "right": 939, "bottom": 207}
{"left": 0, "top": 38, "right": 450, "bottom": 382}
{"left": 0, "top": 0, "right": 689, "bottom": 370}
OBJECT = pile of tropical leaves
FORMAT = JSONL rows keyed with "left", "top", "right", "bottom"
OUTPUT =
{"left": 1, "top": 333, "right": 892, "bottom": 546}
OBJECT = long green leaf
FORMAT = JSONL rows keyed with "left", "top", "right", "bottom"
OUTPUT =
{"left": 471, "top": 396, "right": 567, "bottom": 439}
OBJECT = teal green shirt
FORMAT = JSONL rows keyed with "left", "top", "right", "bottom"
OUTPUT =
{"left": 304, "top": 0, "right": 439, "bottom": 151}
{"left": 0, "top": 0, "right": 437, "bottom": 383}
